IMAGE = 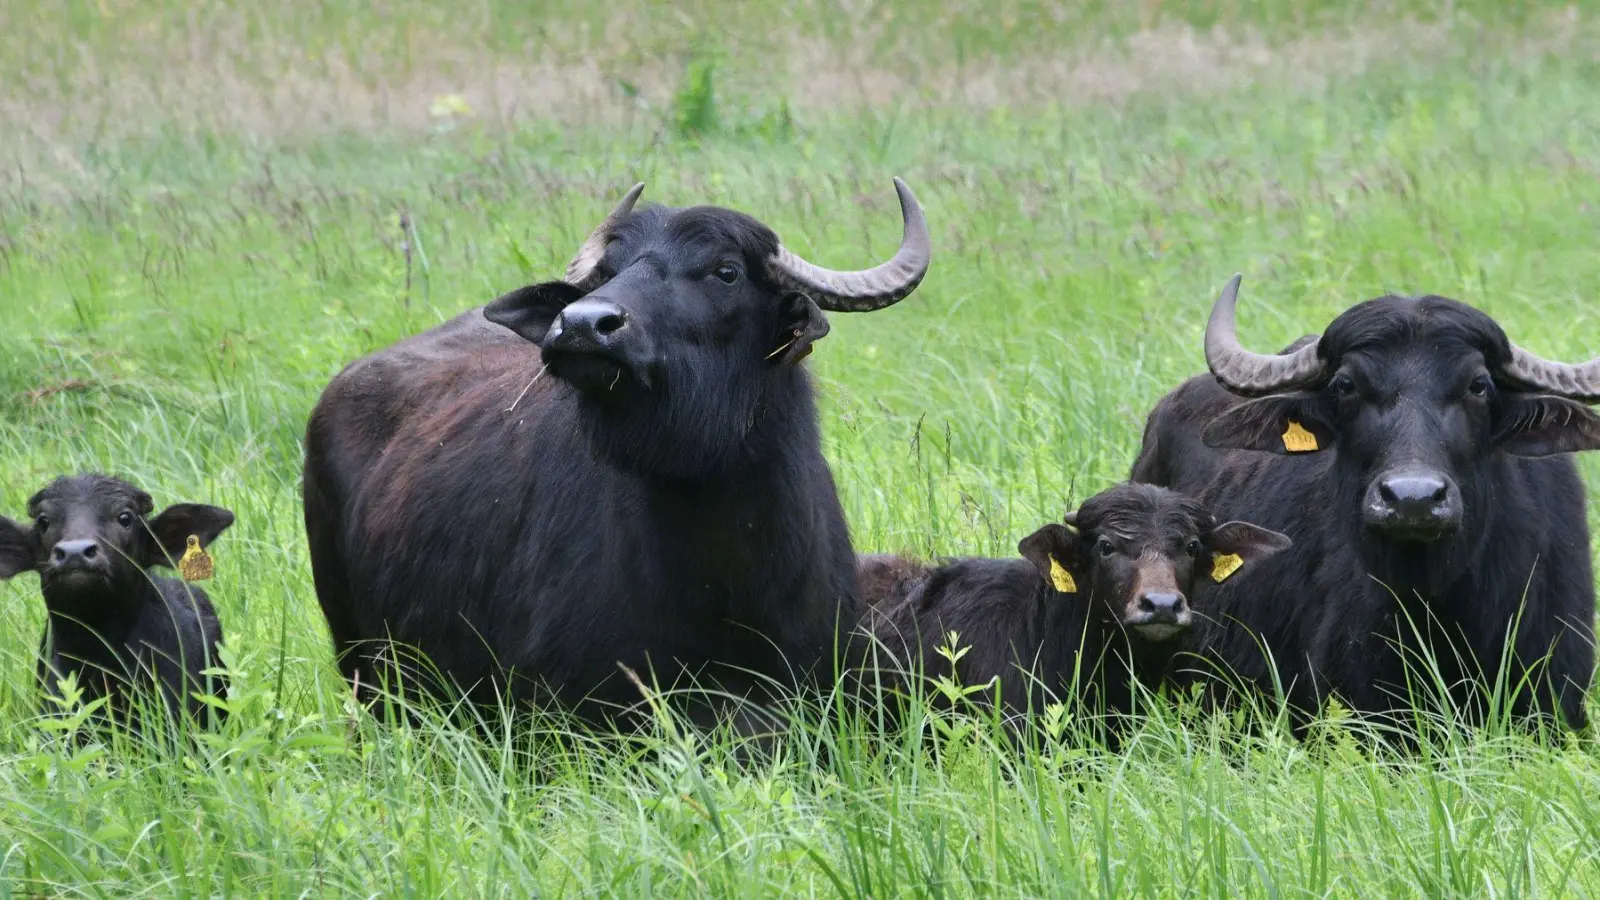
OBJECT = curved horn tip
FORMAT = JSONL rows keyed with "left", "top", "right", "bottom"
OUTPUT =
{"left": 891, "top": 177, "right": 927, "bottom": 227}
{"left": 891, "top": 176, "right": 917, "bottom": 205}
{"left": 1214, "top": 273, "right": 1243, "bottom": 306}
{"left": 564, "top": 182, "right": 647, "bottom": 288}
{"left": 1206, "top": 273, "right": 1244, "bottom": 337}
{"left": 766, "top": 177, "right": 931, "bottom": 313}
{"left": 1203, "top": 269, "right": 1326, "bottom": 395}
{"left": 616, "top": 182, "right": 645, "bottom": 211}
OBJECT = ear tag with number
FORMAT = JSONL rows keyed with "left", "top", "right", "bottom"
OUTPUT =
{"left": 1048, "top": 556, "right": 1078, "bottom": 594}
{"left": 1281, "top": 420, "right": 1319, "bottom": 453}
{"left": 1211, "top": 552, "right": 1244, "bottom": 583}
{"left": 178, "top": 535, "right": 214, "bottom": 582}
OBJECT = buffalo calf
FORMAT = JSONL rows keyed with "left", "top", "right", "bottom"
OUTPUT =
{"left": 861, "top": 483, "right": 1290, "bottom": 731}
{"left": 0, "top": 475, "right": 233, "bottom": 729}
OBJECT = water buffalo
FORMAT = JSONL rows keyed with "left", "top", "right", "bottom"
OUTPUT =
{"left": 0, "top": 475, "right": 233, "bottom": 729}
{"left": 303, "top": 179, "right": 932, "bottom": 729}
{"left": 859, "top": 483, "right": 1290, "bottom": 732}
{"left": 1132, "top": 275, "right": 1600, "bottom": 732}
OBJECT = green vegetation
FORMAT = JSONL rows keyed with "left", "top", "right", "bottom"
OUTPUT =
{"left": 3, "top": 0, "right": 1600, "bottom": 894}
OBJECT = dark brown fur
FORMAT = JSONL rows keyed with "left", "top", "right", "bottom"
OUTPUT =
{"left": 858, "top": 484, "right": 1289, "bottom": 737}
{"left": 302, "top": 204, "right": 900, "bottom": 729}
{"left": 0, "top": 475, "right": 233, "bottom": 731}
{"left": 1132, "top": 296, "right": 1599, "bottom": 733}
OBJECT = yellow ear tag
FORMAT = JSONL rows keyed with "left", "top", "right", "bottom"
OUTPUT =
{"left": 1281, "top": 420, "right": 1319, "bottom": 453}
{"left": 178, "top": 535, "right": 214, "bottom": 582}
{"left": 1048, "top": 556, "right": 1078, "bottom": 594}
{"left": 1211, "top": 552, "right": 1244, "bottom": 583}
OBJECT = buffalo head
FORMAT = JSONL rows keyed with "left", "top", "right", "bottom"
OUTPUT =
{"left": 1019, "top": 483, "right": 1291, "bottom": 643}
{"left": 1200, "top": 275, "right": 1600, "bottom": 549}
{"left": 483, "top": 180, "right": 931, "bottom": 478}
{"left": 0, "top": 475, "right": 234, "bottom": 618}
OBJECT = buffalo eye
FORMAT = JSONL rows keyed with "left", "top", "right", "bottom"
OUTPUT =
{"left": 35, "top": 516, "right": 49, "bottom": 532}
{"left": 712, "top": 262, "right": 741, "bottom": 285}
{"left": 1331, "top": 373, "right": 1357, "bottom": 398}
{"left": 1096, "top": 537, "right": 1116, "bottom": 558}
{"left": 117, "top": 511, "right": 134, "bottom": 529}
{"left": 1467, "top": 373, "right": 1492, "bottom": 398}
{"left": 1185, "top": 539, "right": 1202, "bottom": 558}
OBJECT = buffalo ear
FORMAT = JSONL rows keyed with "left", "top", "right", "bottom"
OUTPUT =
{"left": 1202, "top": 394, "right": 1334, "bottom": 455}
{"left": 0, "top": 516, "right": 36, "bottom": 579}
{"left": 1018, "top": 523, "right": 1080, "bottom": 592}
{"left": 143, "top": 504, "right": 235, "bottom": 569}
{"left": 483, "top": 281, "right": 585, "bottom": 345}
{"left": 771, "top": 292, "right": 831, "bottom": 365}
{"left": 1206, "top": 521, "right": 1292, "bottom": 571}
{"left": 1496, "top": 396, "right": 1600, "bottom": 458}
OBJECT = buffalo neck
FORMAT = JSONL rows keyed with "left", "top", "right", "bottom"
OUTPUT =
{"left": 642, "top": 366, "right": 821, "bottom": 485}
{"left": 631, "top": 368, "right": 851, "bottom": 600}
{"left": 570, "top": 359, "right": 820, "bottom": 482}
{"left": 41, "top": 574, "right": 160, "bottom": 663}
{"left": 1119, "top": 628, "right": 1184, "bottom": 689}
{"left": 647, "top": 428, "right": 827, "bottom": 536}
{"left": 1035, "top": 582, "right": 1175, "bottom": 696}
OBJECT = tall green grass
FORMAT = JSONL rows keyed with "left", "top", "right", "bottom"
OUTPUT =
{"left": 4, "top": 2, "right": 1600, "bottom": 895}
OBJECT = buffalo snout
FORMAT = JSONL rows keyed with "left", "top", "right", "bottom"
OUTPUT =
{"left": 541, "top": 298, "right": 654, "bottom": 394}
{"left": 1364, "top": 469, "right": 1462, "bottom": 541}
{"left": 1127, "top": 589, "right": 1192, "bottom": 640}
{"left": 51, "top": 539, "right": 100, "bottom": 565}
{"left": 543, "top": 299, "right": 631, "bottom": 354}
{"left": 1137, "top": 591, "right": 1186, "bottom": 620}
{"left": 45, "top": 537, "right": 113, "bottom": 587}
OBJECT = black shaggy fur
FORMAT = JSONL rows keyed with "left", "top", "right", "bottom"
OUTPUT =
{"left": 302, "top": 202, "right": 903, "bottom": 728}
{"left": 859, "top": 484, "right": 1289, "bottom": 733}
{"left": 0, "top": 475, "right": 234, "bottom": 729}
{"left": 1132, "top": 295, "right": 1600, "bottom": 732}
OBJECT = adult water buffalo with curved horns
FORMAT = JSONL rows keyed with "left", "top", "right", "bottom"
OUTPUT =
{"left": 1132, "top": 275, "right": 1599, "bottom": 732}
{"left": 303, "top": 179, "right": 931, "bottom": 727}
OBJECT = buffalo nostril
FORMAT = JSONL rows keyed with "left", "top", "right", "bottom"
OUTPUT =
{"left": 1378, "top": 474, "right": 1451, "bottom": 508}
{"left": 51, "top": 539, "right": 98, "bottom": 564}
{"left": 547, "top": 300, "right": 629, "bottom": 350}
{"left": 1140, "top": 593, "right": 1183, "bottom": 614}
{"left": 1367, "top": 471, "right": 1460, "bottom": 539}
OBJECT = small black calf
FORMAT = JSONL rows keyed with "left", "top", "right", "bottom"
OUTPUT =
{"left": 0, "top": 475, "right": 234, "bottom": 729}
{"left": 862, "top": 483, "right": 1290, "bottom": 731}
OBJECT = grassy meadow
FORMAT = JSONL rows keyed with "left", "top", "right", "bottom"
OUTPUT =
{"left": 5, "top": 0, "right": 1600, "bottom": 894}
